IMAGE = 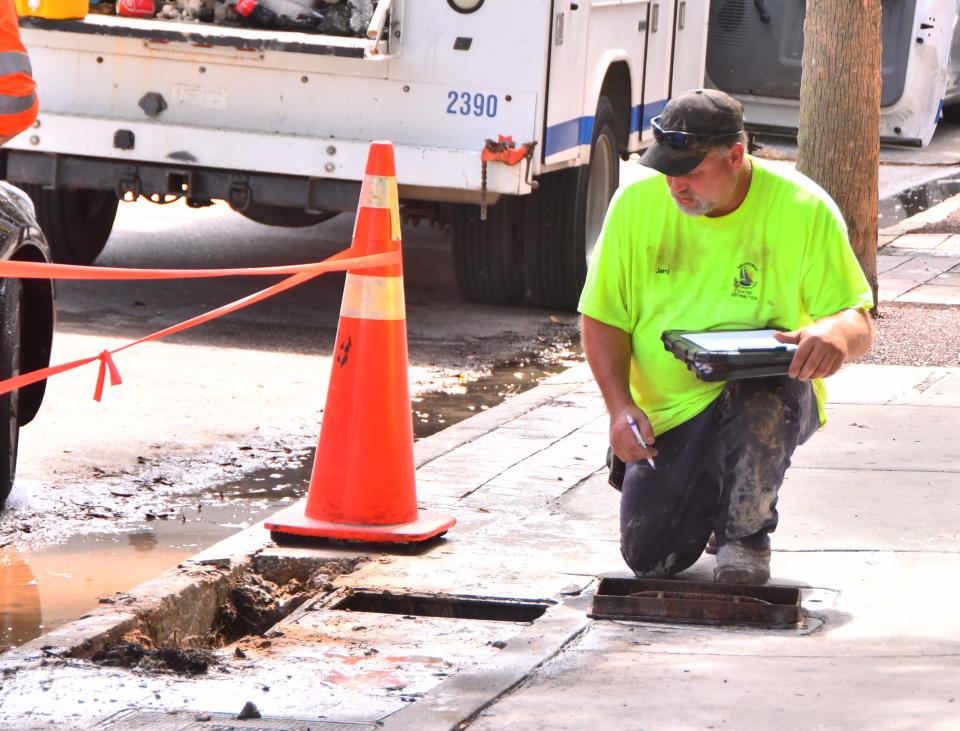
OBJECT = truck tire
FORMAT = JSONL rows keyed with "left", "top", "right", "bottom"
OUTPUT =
{"left": 239, "top": 203, "right": 338, "bottom": 228}
{"left": 450, "top": 196, "right": 527, "bottom": 305}
{"left": 22, "top": 186, "right": 118, "bottom": 265}
{"left": 942, "top": 103, "right": 960, "bottom": 123}
{"left": 525, "top": 96, "right": 620, "bottom": 311}
{"left": 0, "top": 277, "right": 22, "bottom": 511}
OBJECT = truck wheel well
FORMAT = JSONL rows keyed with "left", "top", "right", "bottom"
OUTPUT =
{"left": 599, "top": 62, "right": 632, "bottom": 156}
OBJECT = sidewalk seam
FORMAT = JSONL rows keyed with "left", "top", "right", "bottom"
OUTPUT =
{"left": 457, "top": 420, "right": 604, "bottom": 501}
{"left": 453, "top": 624, "right": 589, "bottom": 731}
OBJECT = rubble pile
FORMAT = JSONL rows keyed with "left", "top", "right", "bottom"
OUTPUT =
{"left": 94, "top": 0, "right": 376, "bottom": 35}
{"left": 91, "top": 641, "right": 217, "bottom": 675}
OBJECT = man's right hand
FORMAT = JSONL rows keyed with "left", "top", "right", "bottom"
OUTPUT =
{"left": 581, "top": 315, "right": 659, "bottom": 466}
{"left": 610, "top": 406, "right": 658, "bottom": 464}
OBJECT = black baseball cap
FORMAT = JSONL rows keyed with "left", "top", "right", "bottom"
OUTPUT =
{"left": 639, "top": 89, "right": 745, "bottom": 177}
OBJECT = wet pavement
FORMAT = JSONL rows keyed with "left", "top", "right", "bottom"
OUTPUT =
{"left": 0, "top": 354, "right": 958, "bottom": 730}
{"left": 0, "top": 187, "right": 582, "bottom": 654}
{"left": 878, "top": 171, "right": 960, "bottom": 229}
{"left": 0, "top": 355, "right": 572, "bottom": 653}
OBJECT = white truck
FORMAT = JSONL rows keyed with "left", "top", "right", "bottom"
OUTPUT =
{"left": 705, "top": 0, "right": 960, "bottom": 148}
{"left": 7, "top": 0, "right": 710, "bottom": 310}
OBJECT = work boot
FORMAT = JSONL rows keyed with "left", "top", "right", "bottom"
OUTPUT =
{"left": 714, "top": 541, "right": 771, "bottom": 585}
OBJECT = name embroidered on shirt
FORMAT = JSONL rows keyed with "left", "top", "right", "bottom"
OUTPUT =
{"left": 655, "top": 267, "right": 671, "bottom": 275}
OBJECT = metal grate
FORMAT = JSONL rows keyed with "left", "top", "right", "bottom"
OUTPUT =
{"left": 589, "top": 577, "right": 803, "bottom": 628}
{"left": 708, "top": 0, "right": 750, "bottom": 46}
{"left": 333, "top": 590, "right": 550, "bottom": 623}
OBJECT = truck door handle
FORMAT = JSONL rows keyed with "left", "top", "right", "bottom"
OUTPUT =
{"left": 651, "top": 3, "right": 659, "bottom": 32}
{"left": 678, "top": 1, "right": 686, "bottom": 30}
{"left": 753, "top": 0, "right": 771, "bottom": 23}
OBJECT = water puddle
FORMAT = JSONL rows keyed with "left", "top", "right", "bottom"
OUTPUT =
{"left": 879, "top": 173, "right": 960, "bottom": 228}
{"left": 412, "top": 357, "right": 567, "bottom": 438}
{"left": 1, "top": 355, "right": 574, "bottom": 652}
{"left": 0, "top": 470, "right": 307, "bottom": 652}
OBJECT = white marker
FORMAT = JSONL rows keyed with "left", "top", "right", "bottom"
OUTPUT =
{"left": 625, "top": 414, "right": 656, "bottom": 470}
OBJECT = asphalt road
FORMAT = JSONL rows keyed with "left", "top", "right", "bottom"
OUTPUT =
{"left": 8, "top": 198, "right": 580, "bottom": 547}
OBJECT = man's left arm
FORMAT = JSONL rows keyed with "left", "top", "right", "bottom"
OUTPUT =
{"left": 773, "top": 308, "right": 875, "bottom": 380}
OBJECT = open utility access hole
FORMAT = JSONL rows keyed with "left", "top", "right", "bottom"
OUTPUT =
{"left": 334, "top": 591, "right": 550, "bottom": 623}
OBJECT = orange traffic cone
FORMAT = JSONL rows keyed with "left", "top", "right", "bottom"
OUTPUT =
{"left": 265, "top": 141, "right": 456, "bottom": 543}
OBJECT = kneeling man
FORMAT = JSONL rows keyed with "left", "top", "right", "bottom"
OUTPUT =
{"left": 579, "top": 89, "right": 875, "bottom": 584}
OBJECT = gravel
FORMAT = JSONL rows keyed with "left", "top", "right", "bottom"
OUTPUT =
{"left": 907, "top": 209, "right": 960, "bottom": 235}
{"left": 855, "top": 302, "right": 960, "bottom": 367}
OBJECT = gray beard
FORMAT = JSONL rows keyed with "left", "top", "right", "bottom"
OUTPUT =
{"left": 671, "top": 195, "right": 714, "bottom": 217}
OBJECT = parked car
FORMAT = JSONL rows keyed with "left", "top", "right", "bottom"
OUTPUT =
{"left": 0, "top": 181, "right": 54, "bottom": 511}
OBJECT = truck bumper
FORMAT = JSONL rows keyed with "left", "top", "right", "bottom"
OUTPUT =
{"left": 5, "top": 114, "right": 535, "bottom": 207}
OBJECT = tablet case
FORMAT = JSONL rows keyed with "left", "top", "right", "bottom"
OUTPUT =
{"left": 661, "top": 330, "right": 795, "bottom": 382}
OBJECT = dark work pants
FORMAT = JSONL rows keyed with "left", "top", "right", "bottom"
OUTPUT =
{"left": 620, "top": 376, "right": 820, "bottom": 577}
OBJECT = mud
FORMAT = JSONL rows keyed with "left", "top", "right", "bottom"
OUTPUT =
{"left": 412, "top": 356, "right": 570, "bottom": 439}
{"left": 80, "top": 556, "right": 357, "bottom": 675}
{"left": 214, "top": 572, "right": 316, "bottom": 644}
{"left": 91, "top": 641, "right": 217, "bottom": 675}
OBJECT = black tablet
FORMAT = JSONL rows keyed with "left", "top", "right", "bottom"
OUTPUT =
{"left": 661, "top": 329, "right": 797, "bottom": 381}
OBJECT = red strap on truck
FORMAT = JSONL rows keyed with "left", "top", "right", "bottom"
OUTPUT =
{"left": 481, "top": 135, "right": 536, "bottom": 166}
{"left": 479, "top": 135, "right": 537, "bottom": 220}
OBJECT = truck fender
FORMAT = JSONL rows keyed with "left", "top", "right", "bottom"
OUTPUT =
{"left": 583, "top": 50, "right": 635, "bottom": 157}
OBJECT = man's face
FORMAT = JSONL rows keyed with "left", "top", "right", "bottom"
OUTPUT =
{"left": 664, "top": 145, "right": 743, "bottom": 217}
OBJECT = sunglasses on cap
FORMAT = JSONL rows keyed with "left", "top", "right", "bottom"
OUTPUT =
{"left": 651, "top": 115, "right": 742, "bottom": 151}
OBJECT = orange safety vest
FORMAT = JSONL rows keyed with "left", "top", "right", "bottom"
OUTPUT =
{"left": 0, "top": 0, "right": 35, "bottom": 138}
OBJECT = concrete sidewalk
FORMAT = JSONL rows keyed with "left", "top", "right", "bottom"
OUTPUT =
{"left": 0, "top": 207, "right": 957, "bottom": 730}
{"left": 878, "top": 193, "right": 960, "bottom": 304}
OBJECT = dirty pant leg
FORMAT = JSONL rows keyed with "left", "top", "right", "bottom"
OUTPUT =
{"left": 714, "top": 376, "right": 819, "bottom": 547}
{"left": 619, "top": 400, "right": 724, "bottom": 577}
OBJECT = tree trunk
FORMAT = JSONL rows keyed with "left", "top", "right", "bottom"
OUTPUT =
{"left": 796, "top": 0, "right": 882, "bottom": 309}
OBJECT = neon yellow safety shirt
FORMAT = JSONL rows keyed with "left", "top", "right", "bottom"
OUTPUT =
{"left": 578, "top": 156, "right": 874, "bottom": 436}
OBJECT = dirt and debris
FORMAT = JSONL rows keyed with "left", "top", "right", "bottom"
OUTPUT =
{"left": 905, "top": 207, "right": 960, "bottom": 235}
{"left": 214, "top": 572, "right": 320, "bottom": 644}
{"left": 91, "top": 641, "right": 217, "bottom": 675}
{"left": 96, "top": 0, "right": 378, "bottom": 35}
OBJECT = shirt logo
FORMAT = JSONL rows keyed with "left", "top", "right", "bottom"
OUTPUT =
{"left": 732, "top": 261, "right": 759, "bottom": 300}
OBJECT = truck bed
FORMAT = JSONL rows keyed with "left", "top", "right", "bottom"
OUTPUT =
{"left": 19, "top": 14, "right": 377, "bottom": 57}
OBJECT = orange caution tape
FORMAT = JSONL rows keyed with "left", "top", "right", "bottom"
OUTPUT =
{"left": 0, "top": 247, "right": 400, "bottom": 401}
{"left": 94, "top": 350, "right": 123, "bottom": 402}
{"left": 0, "top": 250, "right": 397, "bottom": 280}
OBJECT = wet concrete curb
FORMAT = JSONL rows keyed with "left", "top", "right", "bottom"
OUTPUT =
{"left": 880, "top": 190, "right": 960, "bottom": 237}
